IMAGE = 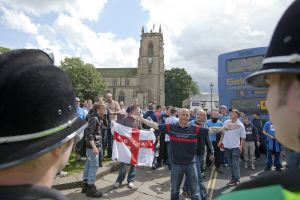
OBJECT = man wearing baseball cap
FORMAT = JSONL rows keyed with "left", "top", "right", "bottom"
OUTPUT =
{"left": 0, "top": 49, "right": 87, "bottom": 199}
{"left": 217, "top": 1, "right": 300, "bottom": 199}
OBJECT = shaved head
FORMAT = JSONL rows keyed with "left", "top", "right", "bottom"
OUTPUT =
{"left": 179, "top": 108, "right": 189, "bottom": 114}
{"left": 178, "top": 108, "right": 190, "bottom": 126}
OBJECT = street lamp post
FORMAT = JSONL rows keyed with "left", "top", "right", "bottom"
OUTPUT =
{"left": 210, "top": 83, "right": 213, "bottom": 112}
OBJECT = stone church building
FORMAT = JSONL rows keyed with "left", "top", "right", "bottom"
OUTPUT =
{"left": 97, "top": 27, "right": 165, "bottom": 108}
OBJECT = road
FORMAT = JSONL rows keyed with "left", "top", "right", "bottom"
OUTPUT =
{"left": 61, "top": 156, "right": 284, "bottom": 200}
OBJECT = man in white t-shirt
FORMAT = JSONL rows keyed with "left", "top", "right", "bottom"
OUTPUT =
{"left": 219, "top": 109, "right": 246, "bottom": 186}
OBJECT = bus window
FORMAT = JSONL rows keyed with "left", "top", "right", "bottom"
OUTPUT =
{"left": 226, "top": 55, "right": 264, "bottom": 74}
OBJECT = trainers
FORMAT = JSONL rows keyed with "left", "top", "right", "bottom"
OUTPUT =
{"left": 156, "top": 163, "right": 162, "bottom": 169}
{"left": 128, "top": 182, "right": 134, "bottom": 188}
{"left": 265, "top": 167, "right": 271, "bottom": 171}
{"left": 251, "top": 163, "right": 255, "bottom": 170}
{"left": 152, "top": 163, "right": 157, "bottom": 170}
{"left": 57, "top": 171, "right": 68, "bottom": 177}
{"left": 113, "top": 182, "right": 121, "bottom": 188}
{"left": 182, "top": 191, "right": 191, "bottom": 198}
{"left": 276, "top": 167, "right": 282, "bottom": 172}
{"left": 86, "top": 184, "right": 103, "bottom": 198}
{"left": 244, "top": 163, "right": 248, "bottom": 169}
{"left": 81, "top": 182, "right": 88, "bottom": 193}
{"left": 227, "top": 179, "right": 237, "bottom": 186}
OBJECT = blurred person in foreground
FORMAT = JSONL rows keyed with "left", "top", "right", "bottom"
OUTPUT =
{"left": 0, "top": 49, "right": 87, "bottom": 199}
{"left": 217, "top": 1, "right": 300, "bottom": 199}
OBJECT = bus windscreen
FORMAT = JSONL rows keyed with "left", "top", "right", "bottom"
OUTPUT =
{"left": 226, "top": 55, "right": 264, "bottom": 74}
{"left": 231, "top": 98, "right": 267, "bottom": 113}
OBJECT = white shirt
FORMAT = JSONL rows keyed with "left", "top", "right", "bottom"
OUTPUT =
{"left": 222, "top": 119, "right": 246, "bottom": 149}
{"left": 165, "top": 115, "right": 179, "bottom": 142}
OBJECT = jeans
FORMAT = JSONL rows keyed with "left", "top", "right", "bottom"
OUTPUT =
{"left": 107, "top": 127, "right": 113, "bottom": 158}
{"left": 116, "top": 162, "right": 136, "bottom": 183}
{"left": 83, "top": 148, "right": 99, "bottom": 184}
{"left": 207, "top": 141, "right": 221, "bottom": 168}
{"left": 225, "top": 148, "right": 241, "bottom": 181}
{"left": 243, "top": 141, "right": 255, "bottom": 164}
{"left": 157, "top": 133, "right": 168, "bottom": 164}
{"left": 267, "top": 150, "right": 281, "bottom": 169}
{"left": 99, "top": 129, "right": 106, "bottom": 165}
{"left": 183, "top": 155, "right": 207, "bottom": 200}
{"left": 171, "top": 163, "right": 200, "bottom": 200}
{"left": 152, "top": 136, "right": 159, "bottom": 165}
{"left": 166, "top": 142, "right": 171, "bottom": 170}
{"left": 288, "top": 151, "right": 300, "bottom": 169}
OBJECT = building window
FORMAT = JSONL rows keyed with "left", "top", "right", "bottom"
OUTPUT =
{"left": 112, "top": 79, "right": 118, "bottom": 86}
{"left": 148, "top": 42, "right": 153, "bottom": 57}
{"left": 125, "top": 79, "right": 130, "bottom": 86}
{"left": 118, "top": 90, "right": 125, "bottom": 102}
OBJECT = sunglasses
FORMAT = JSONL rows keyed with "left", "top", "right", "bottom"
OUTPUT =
{"left": 76, "top": 100, "right": 80, "bottom": 102}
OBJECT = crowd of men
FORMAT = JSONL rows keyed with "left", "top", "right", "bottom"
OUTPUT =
{"left": 71, "top": 92, "right": 300, "bottom": 199}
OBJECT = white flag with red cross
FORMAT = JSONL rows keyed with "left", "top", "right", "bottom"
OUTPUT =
{"left": 111, "top": 122, "right": 156, "bottom": 166}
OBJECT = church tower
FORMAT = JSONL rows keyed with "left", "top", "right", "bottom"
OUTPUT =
{"left": 137, "top": 25, "right": 165, "bottom": 107}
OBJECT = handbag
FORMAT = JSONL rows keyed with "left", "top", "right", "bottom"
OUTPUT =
{"left": 75, "top": 134, "right": 86, "bottom": 157}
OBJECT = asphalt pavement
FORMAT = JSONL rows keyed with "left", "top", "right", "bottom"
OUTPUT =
{"left": 60, "top": 155, "right": 286, "bottom": 200}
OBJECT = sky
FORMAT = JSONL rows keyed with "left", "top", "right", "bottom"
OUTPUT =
{"left": 0, "top": 0, "right": 294, "bottom": 92}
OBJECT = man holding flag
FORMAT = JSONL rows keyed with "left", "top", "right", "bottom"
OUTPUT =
{"left": 112, "top": 105, "right": 156, "bottom": 189}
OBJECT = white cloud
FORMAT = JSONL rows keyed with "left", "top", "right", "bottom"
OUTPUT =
{"left": 1, "top": 0, "right": 107, "bottom": 21}
{"left": 0, "top": 7, "right": 38, "bottom": 34}
{"left": 0, "top": 0, "right": 295, "bottom": 94}
{"left": 54, "top": 14, "right": 139, "bottom": 68}
{"left": 141, "top": 0, "right": 294, "bottom": 92}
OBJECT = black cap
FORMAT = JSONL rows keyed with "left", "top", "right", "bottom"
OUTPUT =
{"left": 246, "top": 1, "right": 300, "bottom": 87}
{"left": 0, "top": 49, "right": 86, "bottom": 169}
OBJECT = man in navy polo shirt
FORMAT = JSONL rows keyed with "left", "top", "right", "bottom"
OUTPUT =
{"left": 133, "top": 108, "right": 208, "bottom": 200}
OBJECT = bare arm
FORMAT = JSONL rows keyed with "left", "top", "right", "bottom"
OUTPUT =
{"left": 206, "top": 135, "right": 214, "bottom": 154}
{"left": 263, "top": 130, "right": 275, "bottom": 139}
{"left": 218, "top": 131, "right": 224, "bottom": 147}
{"left": 240, "top": 138, "right": 245, "bottom": 151}
{"left": 131, "top": 114, "right": 159, "bottom": 130}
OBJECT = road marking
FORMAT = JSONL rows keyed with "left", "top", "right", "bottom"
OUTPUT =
{"left": 209, "top": 171, "right": 218, "bottom": 200}
{"left": 206, "top": 166, "right": 215, "bottom": 196}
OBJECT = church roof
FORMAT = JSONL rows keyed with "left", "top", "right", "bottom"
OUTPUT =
{"left": 97, "top": 68, "right": 138, "bottom": 78}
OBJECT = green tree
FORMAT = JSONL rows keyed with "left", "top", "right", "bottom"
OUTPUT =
{"left": 60, "top": 57, "right": 106, "bottom": 100}
{"left": 191, "top": 80, "right": 200, "bottom": 95}
{"left": 0, "top": 47, "right": 10, "bottom": 54}
{"left": 165, "top": 68, "right": 199, "bottom": 107}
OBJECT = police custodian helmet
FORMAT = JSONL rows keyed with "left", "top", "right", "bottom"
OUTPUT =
{"left": 0, "top": 49, "right": 87, "bottom": 169}
{"left": 246, "top": 0, "right": 300, "bottom": 87}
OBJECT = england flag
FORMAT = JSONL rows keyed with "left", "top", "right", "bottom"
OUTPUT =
{"left": 111, "top": 122, "right": 156, "bottom": 166}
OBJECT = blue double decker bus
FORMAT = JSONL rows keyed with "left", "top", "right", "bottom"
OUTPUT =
{"left": 218, "top": 47, "right": 268, "bottom": 118}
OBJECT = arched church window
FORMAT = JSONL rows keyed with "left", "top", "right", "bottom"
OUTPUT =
{"left": 148, "top": 42, "right": 153, "bottom": 57}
